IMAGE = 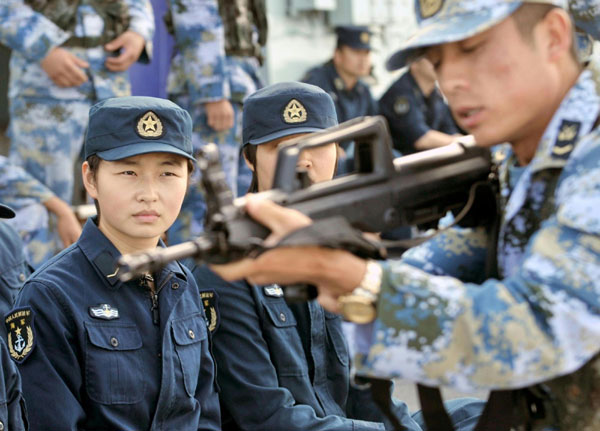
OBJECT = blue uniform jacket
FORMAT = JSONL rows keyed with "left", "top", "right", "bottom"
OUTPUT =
{"left": 379, "top": 71, "right": 459, "bottom": 155}
{"left": 0, "top": 335, "right": 27, "bottom": 430}
{"left": 0, "top": 222, "right": 31, "bottom": 342}
{"left": 10, "top": 219, "right": 220, "bottom": 431}
{"left": 191, "top": 265, "right": 433, "bottom": 431}
{"left": 302, "top": 60, "right": 378, "bottom": 123}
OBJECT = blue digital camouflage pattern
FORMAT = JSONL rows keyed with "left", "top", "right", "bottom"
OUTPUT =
{"left": 0, "top": 0, "right": 154, "bottom": 267}
{"left": 385, "top": 0, "right": 600, "bottom": 70}
{"left": 167, "top": 0, "right": 263, "bottom": 244}
{"left": 354, "top": 69, "right": 600, "bottom": 430}
{"left": 0, "top": 155, "right": 57, "bottom": 266}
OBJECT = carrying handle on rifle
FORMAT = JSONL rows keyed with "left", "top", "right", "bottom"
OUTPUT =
{"left": 272, "top": 116, "right": 395, "bottom": 193}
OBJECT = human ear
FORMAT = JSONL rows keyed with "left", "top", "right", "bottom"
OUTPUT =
{"left": 81, "top": 161, "right": 98, "bottom": 199}
{"left": 542, "top": 8, "right": 573, "bottom": 62}
{"left": 243, "top": 152, "right": 255, "bottom": 172}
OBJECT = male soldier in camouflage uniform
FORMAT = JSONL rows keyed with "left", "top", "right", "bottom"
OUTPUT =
{"left": 213, "top": 0, "right": 600, "bottom": 429}
{"left": 166, "top": 0, "right": 266, "bottom": 245}
{"left": 0, "top": 0, "right": 154, "bottom": 267}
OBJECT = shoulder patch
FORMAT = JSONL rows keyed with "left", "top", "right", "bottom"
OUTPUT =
{"left": 394, "top": 96, "right": 410, "bottom": 115}
{"left": 5, "top": 307, "right": 35, "bottom": 363}
{"left": 263, "top": 284, "right": 284, "bottom": 298}
{"left": 89, "top": 304, "right": 120, "bottom": 320}
{"left": 553, "top": 120, "right": 581, "bottom": 160}
{"left": 200, "top": 290, "right": 220, "bottom": 333}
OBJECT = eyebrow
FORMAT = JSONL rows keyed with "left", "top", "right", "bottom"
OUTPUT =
{"left": 112, "top": 155, "right": 186, "bottom": 166}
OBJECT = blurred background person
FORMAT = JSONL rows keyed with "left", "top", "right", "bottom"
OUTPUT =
{"left": 379, "top": 57, "right": 462, "bottom": 156}
{"left": 166, "top": 0, "right": 267, "bottom": 245}
{"left": 0, "top": 0, "right": 154, "bottom": 267}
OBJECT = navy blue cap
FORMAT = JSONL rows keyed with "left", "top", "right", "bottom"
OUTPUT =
{"left": 243, "top": 82, "right": 338, "bottom": 146}
{"left": 0, "top": 203, "right": 15, "bottom": 219}
{"left": 336, "top": 25, "right": 372, "bottom": 50}
{"left": 84, "top": 96, "right": 194, "bottom": 161}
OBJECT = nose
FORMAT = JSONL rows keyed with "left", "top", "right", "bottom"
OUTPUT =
{"left": 297, "top": 155, "right": 313, "bottom": 171}
{"left": 436, "top": 54, "right": 469, "bottom": 98}
{"left": 136, "top": 178, "right": 159, "bottom": 203}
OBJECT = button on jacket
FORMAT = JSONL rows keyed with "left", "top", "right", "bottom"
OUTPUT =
{"left": 10, "top": 219, "right": 220, "bottom": 431}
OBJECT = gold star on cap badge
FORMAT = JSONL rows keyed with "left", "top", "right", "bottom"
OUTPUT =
{"left": 137, "top": 111, "right": 164, "bottom": 138}
{"left": 360, "top": 32, "right": 370, "bottom": 44}
{"left": 283, "top": 99, "right": 307, "bottom": 124}
{"left": 420, "top": 0, "right": 443, "bottom": 19}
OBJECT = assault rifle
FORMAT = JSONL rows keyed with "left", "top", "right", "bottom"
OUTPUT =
{"left": 117, "top": 115, "right": 497, "bottom": 283}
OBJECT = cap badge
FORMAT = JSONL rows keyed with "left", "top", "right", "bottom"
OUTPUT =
{"left": 136, "top": 111, "right": 164, "bottom": 138}
{"left": 283, "top": 99, "right": 307, "bottom": 124}
{"left": 360, "top": 32, "right": 370, "bottom": 44}
{"left": 419, "top": 0, "right": 443, "bottom": 19}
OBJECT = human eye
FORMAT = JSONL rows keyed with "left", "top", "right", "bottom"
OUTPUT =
{"left": 160, "top": 171, "right": 179, "bottom": 177}
{"left": 120, "top": 170, "right": 136, "bottom": 176}
{"left": 460, "top": 37, "right": 484, "bottom": 53}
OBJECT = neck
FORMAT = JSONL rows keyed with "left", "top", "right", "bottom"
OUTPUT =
{"left": 512, "top": 67, "right": 581, "bottom": 166}
{"left": 97, "top": 219, "right": 160, "bottom": 256}
{"left": 412, "top": 70, "right": 436, "bottom": 96}
{"left": 333, "top": 63, "right": 358, "bottom": 90}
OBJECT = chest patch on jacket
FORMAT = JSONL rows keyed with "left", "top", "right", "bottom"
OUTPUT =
{"left": 5, "top": 307, "right": 35, "bottom": 363}
{"left": 263, "top": 285, "right": 284, "bottom": 297}
{"left": 89, "top": 304, "right": 120, "bottom": 320}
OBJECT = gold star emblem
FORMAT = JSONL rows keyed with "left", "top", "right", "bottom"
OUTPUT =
{"left": 283, "top": 99, "right": 307, "bottom": 124}
{"left": 14, "top": 327, "right": 21, "bottom": 336}
{"left": 419, "top": 0, "right": 443, "bottom": 19}
{"left": 136, "top": 111, "right": 164, "bottom": 138}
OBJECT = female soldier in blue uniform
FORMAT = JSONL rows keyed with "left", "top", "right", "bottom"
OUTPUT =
{"left": 5, "top": 97, "right": 221, "bottom": 430}
{"left": 191, "top": 82, "right": 482, "bottom": 430}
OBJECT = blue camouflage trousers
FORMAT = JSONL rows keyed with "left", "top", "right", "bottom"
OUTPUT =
{"left": 167, "top": 96, "right": 250, "bottom": 245}
{"left": 7, "top": 97, "right": 92, "bottom": 267}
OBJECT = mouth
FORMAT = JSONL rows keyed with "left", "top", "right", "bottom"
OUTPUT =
{"left": 133, "top": 211, "right": 159, "bottom": 222}
{"left": 455, "top": 107, "right": 484, "bottom": 130}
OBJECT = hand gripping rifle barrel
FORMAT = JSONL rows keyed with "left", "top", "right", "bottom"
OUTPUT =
{"left": 117, "top": 116, "right": 496, "bottom": 281}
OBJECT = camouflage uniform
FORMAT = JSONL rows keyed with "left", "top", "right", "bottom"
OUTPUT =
{"left": 352, "top": 1, "right": 600, "bottom": 429}
{"left": 0, "top": 0, "right": 154, "bottom": 267}
{"left": 0, "top": 155, "right": 56, "bottom": 266}
{"left": 166, "top": 0, "right": 265, "bottom": 245}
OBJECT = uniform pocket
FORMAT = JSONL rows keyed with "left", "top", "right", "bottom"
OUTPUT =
{"left": 0, "top": 261, "right": 29, "bottom": 312}
{"left": 324, "top": 311, "right": 349, "bottom": 367}
{"left": 84, "top": 322, "right": 144, "bottom": 405}
{"left": 262, "top": 301, "right": 308, "bottom": 377}
{"left": 172, "top": 313, "right": 206, "bottom": 397}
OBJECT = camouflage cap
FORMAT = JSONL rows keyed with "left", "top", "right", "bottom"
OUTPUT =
{"left": 386, "top": 0, "right": 599, "bottom": 70}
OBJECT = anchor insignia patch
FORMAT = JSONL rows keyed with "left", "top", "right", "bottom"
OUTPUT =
{"left": 5, "top": 307, "right": 35, "bottom": 363}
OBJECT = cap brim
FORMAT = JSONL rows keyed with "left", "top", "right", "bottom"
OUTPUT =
{"left": 246, "top": 126, "right": 327, "bottom": 146}
{"left": 0, "top": 204, "right": 15, "bottom": 219}
{"left": 97, "top": 142, "right": 194, "bottom": 161}
{"left": 386, "top": 3, "right": 520, "bottom": 70}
